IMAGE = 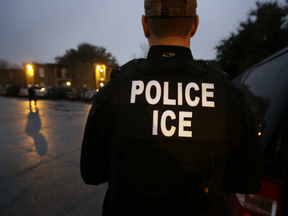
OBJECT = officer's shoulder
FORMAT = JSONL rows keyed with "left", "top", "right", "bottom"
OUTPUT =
{"left": 110, "top": 59, "right": 141, "bottom": 79}
{"left": 192, "top": 60, "right": 230, "bottom": 81}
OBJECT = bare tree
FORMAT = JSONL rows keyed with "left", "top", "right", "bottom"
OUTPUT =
{"left": 140, "top": 42, "right": 150, "bottom": 58}
{"left": 0, "top": 59, "right": 9, "bottom": 69}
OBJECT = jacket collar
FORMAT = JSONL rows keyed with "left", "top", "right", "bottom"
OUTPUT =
{"left": 147, "top": 45, "right": 193, "bottom": 61}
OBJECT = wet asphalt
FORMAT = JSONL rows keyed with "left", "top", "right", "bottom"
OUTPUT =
{"left": 0, "top": 96, "right": 107, "bottom": 216}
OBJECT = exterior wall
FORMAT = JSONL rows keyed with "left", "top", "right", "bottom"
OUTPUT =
{"left": 32, "top": 64, "right": 54, "bottom": 87}
{"left": 72, "top": 64, "right": 112, "bottom": 90}
{"left": 72, "top": 64, "right": 96, "bottom": 90}
{"left": 53, "top": 64, "right": 73, "bottom": 87}
{"left": 32, "top": 63, "right": 72, "bottom": 87}
{"left": 1, "top": 63, "right": 113, "bottom": 90}
{"left": 0, "top": 69, "right": 26, "bottom": 85}
{"left": 23, "top": 63, "right": 73, "bottom": 87}
{"left": 42, "top": 64, "right": 56, "bottom": 87}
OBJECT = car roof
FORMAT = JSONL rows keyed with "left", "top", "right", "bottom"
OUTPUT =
{"left": 234, "top": 46, "right": 288, "bottom": 85}
{"left": 232, "top": 46, "right": 288, "bottom": 161}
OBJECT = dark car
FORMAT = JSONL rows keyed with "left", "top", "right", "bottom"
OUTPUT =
{"left": 6, "top": 84, "right": 22, "bottom": 96}
{"left": 82, "top": 90, "right": 97, "bottom": 102}
{"left": 226, "top": 46, "right": 288, "bottom": 216}
{"left": 66, "top": 88, "right": 88, "bottom": 101}
{"left": 47, "top": 86, "right": 75, "bottom": 99}
{"left": 0, "top": 84, "right": 10, "bottom": 96}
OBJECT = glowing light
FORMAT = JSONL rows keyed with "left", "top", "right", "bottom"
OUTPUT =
{"left": 66, "top": 82, "right": 71, "bottom": 86}
{"left": 95, "top": 64, "right": 106, "bottom": 89}
{"left": 258, "top": 131, "right": 262, "bottom": 136}
{"left": 26, "top": 64, "right": 34, "bottom": 77}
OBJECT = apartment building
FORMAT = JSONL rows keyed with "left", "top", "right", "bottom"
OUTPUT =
{"left": 22, "top": 63, "right": 112, "bottom": 90}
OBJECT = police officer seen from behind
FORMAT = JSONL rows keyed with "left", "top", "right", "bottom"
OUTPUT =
{"left": 81, "top": 0, "right": 263, "bottom": 215}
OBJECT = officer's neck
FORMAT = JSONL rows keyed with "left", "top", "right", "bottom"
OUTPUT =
{"left": 148, "top": 36, "right": 191, "bottom": 49}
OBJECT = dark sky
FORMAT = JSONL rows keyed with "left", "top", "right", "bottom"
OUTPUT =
{"left": 0, "top": 0, "right": 273, "bottom": 67}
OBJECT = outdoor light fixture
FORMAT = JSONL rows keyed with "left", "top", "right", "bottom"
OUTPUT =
{"left": 95, "top": 64, "right": 107, "bottom": 90}
{"left": 26, "top": 64, "right": 34, "bottom": 77}
{"left": 66, "top": 82, "right": 71, "bottom": 86}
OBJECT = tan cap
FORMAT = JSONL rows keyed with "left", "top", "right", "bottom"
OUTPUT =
{"left": 145, "top": 0, "right": 197, "bottom": 18}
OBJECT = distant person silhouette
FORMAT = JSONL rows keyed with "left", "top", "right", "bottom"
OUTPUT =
{"left": 28, "top": 86, "right": 37, "bottom": 107}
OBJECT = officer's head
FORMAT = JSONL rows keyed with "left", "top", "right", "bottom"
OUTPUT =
{"left": 142, "top": 0, "right": 199, "bottom": 46}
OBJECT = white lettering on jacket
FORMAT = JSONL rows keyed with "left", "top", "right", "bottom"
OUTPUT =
{"left": 130, "top": 80, "right": 215, "bottom": 137}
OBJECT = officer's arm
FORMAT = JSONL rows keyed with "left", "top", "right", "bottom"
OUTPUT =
{"left": 221, "top": 85, "right": 263, "bottom": 194}
{"left": 80, "top": 81, "right": 115, "bottom": 185}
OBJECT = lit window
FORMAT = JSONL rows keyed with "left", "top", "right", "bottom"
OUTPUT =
{"left": 61, "top": 68, "right": 68, "bottom": 78}
{"left": 39, "top": 68, "right": 45, "bottom": 78}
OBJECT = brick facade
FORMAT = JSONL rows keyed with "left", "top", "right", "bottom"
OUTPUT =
{"left": 0, "top": 63, "right": 112, "bottom": 91}
{"left": 0, "top": 69, "right": 26, "bottom": 85}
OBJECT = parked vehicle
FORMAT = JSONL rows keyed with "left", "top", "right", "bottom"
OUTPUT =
{"left": 46, "top": 86, "right": 75, "bottom": 99}
{"left": 226, "top": 46, "right": 288, "bottom": 216}
{"left": 0, "top": 84, "right": 10, "bottom": 96}
{"left": 66, "top": 88, "right": 87, "bottom": 101}
{"left": 19, "top": 85, "right": 31, "bottom": 97}
{"left": 82, "top": 90, "right": 97, "bottom": 102}
{"left": 6, "top": 84, "right": 22, "bottom": 96}
{"left": 19, "top": 85, "right": 46, "bottom": 98}
{"left": 34, "top": 86, "right": 47, "bottom": 98}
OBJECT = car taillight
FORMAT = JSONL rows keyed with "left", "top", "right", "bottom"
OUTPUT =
{"left": 227, "top": 177, "right": 284, "bottom": 216}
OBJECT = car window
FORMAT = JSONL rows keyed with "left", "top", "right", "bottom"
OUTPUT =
{"left": 9, "top": 84, "right": 21, "bottom": 88}
{"left": 64, "top": 87, "right": 72, "bottom": 92}
{"left": 239, "top": 52, "right": 288, "bottom": 126}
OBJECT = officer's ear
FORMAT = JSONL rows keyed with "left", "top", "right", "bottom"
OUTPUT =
{"left": 190, "top": 15, "right": 199, "bottom": 38}
{"left": 142, "top": 15, "right": 150, "bottom": 38}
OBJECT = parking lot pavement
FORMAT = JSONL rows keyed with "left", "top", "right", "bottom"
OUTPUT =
{"left": 0, "top": 97, "right": 107, "bottom": 216}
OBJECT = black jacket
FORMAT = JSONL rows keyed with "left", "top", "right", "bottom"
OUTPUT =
{"left": 80, "top": 45, "right": 263, "bottom": 216}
